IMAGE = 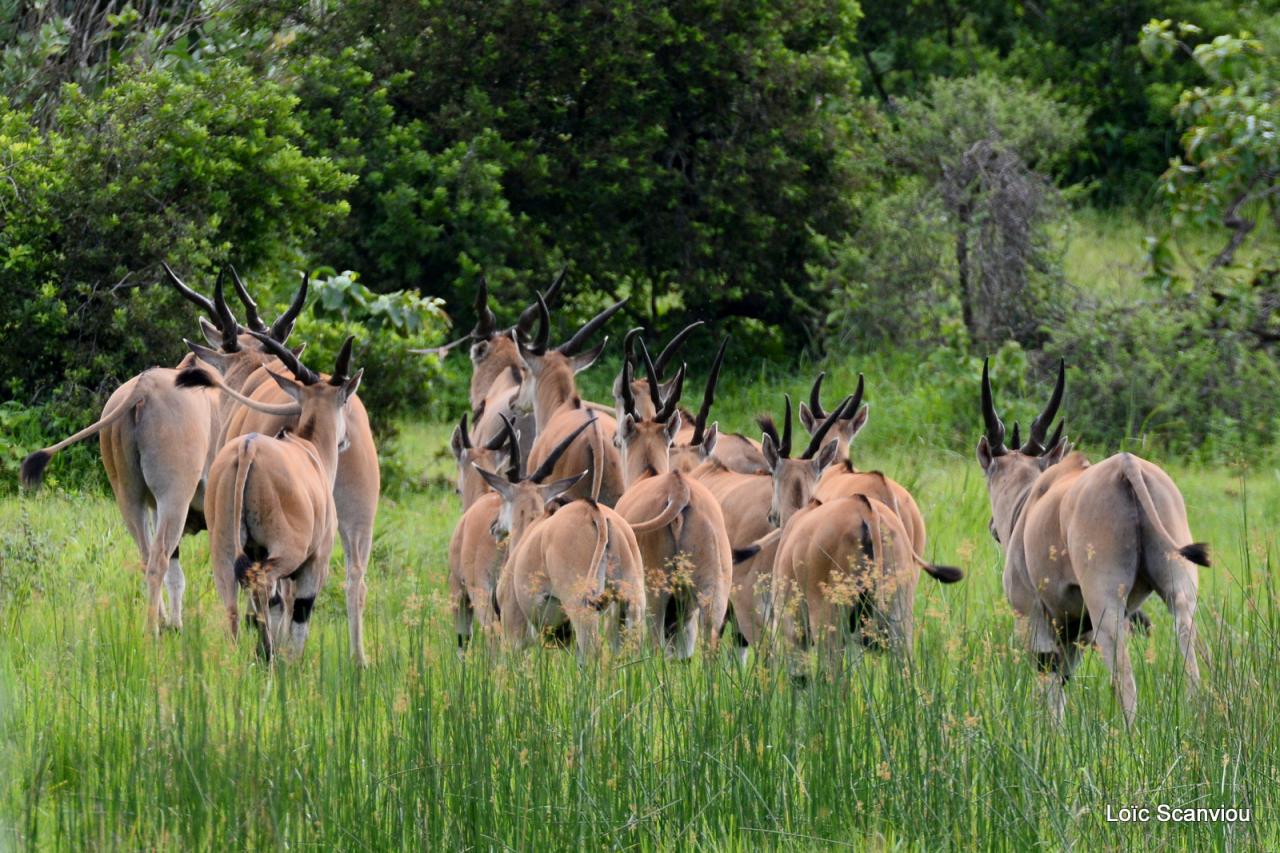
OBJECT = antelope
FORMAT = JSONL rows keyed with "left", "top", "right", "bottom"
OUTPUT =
{"left": 514, "top": 293, "right": 628, "bottom": 505}
{"left": 692, "top": 394, "right": 852, "bottom": 658}
{"left": 449, "top": 412, "right": 514, "bottom": 510}
{"left": 977, "top": 358, "right": 1209, "bottom": 724}
{"left": 477, "top": 453, "right": 646, "bottom": 661}
{"left": 802, "top": 373, "right": 927, "bottom": 554}
{"left": 19, "top": 263, "right": 305, "bottom": 633}
{"left": 449, "top": 414, "right": 595, "bottom": 648}
{"left": 176, "top": 339, "right": 362, "bottom": 660}
{"left": 207, "top": 331, "right": 381, "bottom": 666}
{"left": 771, "top": 494, "right": 962, "bottom": 675}
{"left": 462, "top": 273, "right": 567, "bottom": 454}
{"left": 613, "top": 345, "right": 733, "bottom": 658}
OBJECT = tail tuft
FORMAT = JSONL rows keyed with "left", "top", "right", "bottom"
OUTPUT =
{"left": 733, "top": 545, "right": 761, "bottom": 565}
{"left": 175, "top": 367, "right": 215, "bottom": 389}
{"left": 19, "top": 450, "right": 51, "bottom": 490}
{"left": 234, "top": 554, "right": 267, "bottom": 588}
{"left": 1179, "top": 542, "right": 1210, "bottom": 567}
{"left": 924, "top": 563, "right": 964, "bottom": 584}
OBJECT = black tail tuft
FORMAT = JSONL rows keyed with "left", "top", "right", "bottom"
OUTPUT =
{"left": 20, "top": 450, "right": 51, "bottom": 490}
{"left": 925, "top": 563, "right": 964, "bottom": 584}
{"left": 175, "top": 367, "right": 215, "bottom": 388}
{"left": 733, "top": 545, "right": 761, "bottom": 565}
{"left": 233, "top": 554, "right": 255, "bottom": 586}
{"left": 1179, "top": 542, "right": 1210, "bottom": 567}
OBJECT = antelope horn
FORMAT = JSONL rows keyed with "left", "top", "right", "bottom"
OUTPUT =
{"left": 161, "top": 261, "right": 216, "bottom": 316}
{"left": 621, "top": 327, "right": 643, "bottom": 360}
{"left": 527, "top": 416, "right": 596, "bottom": 484}
{"left": 497, "top": 414, "right": 522, "bottom": 482}
{"left": 329, "top": 335, "right": 354, "bottom": 386}
{"left": 637, "top": 337, "right": 663, "bottom": 413}
{"left": 620, "top": 348, "right": 638, "bottom": 420}
{"left": 844, "top": 374, "right": 864, "bottom": 421}
{"left": 980, "top": 358, "right": 1008, "bottom": 456}
{"left": 809, "top": 372, "right": 827, "bottom": 420}
{"left": 212, "top": 267, "right": 241, "bottom": 353}
{"left": 556, "top": 297, "right": 628, "bottom": 356}
{"left": 515, "top": 267, "right": 568, "bottom": 338}
{"left": 653, "top": 321, "right": 704, "bottom": 378}
{"left": 1025, "top": 359, "right": 1065, "bottom": 455}
{"left": 691, "top": 337, "right": 728, "bottom": 445}
{"left": 1010, "top": 421, "right": 1021, "bottom": 451}
{"left": 228, "top": 264, "right": 267, "bottom": 334}
{"left": 409, "top": 333, "right": 471, "bottom": 358}
{"left": 482, "top": 414, "right": 512, "bottom": 451}
{"left": 780, "top": 395, "right": 793, "bottom": 458}
{"left": 656, "top": 363, "right": 686, "bottom": 423}
{"left": 471, "top": 275, "right": 498, "bottom": 339}
{"left": 1044, "top": 420, "right": 1065, "bottom": 454}
{"left": 248, "top": 330, "right": 320, "bottom": 385}
{"left": 800, "top": 394, "right": 853, "bottom": 459}
{"left": 269, "top": 271, "right": 309, "bottom": 343}
{"left": 458, "top": 413, "right": 473, "bottom": 449}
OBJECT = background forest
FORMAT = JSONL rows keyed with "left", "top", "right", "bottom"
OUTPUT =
{"left": 1, "top": 0, "right": 1278, "bottom": 487}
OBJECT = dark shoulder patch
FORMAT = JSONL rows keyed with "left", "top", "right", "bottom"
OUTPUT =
{"left": 175, "top": 367, "right": 215, "bottom": 388}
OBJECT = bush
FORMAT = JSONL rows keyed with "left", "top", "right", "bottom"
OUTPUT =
{"left": 0, "top": 60, "right": 353, "bottom": 405}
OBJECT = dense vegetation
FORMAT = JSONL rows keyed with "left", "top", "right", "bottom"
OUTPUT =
{"left": 0, "top": 2, "right": 1277, "bottom": 460}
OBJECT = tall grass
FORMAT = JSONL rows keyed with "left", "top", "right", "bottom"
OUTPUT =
{"left": 2, "top": 391, "right": 1278, "bottom": 847}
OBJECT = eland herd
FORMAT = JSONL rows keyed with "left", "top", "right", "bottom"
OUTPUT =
{"left": 20, "top": 268, "right": 1210, "bottom": 724}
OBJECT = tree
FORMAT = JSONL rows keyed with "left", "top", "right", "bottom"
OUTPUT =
{"left": 887, "top": 74, "right": 1082, "bottom": 347}
{"left": 257, "top": 0, "right": 871, "bottom": 346}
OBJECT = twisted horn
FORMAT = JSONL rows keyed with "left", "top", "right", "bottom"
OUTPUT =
{"left": 483, "top": 414, "right": 512, "bottom": 451}
{"left": 556, "top": 297, "right": 628, "bottom": 356}
{"left": 844, "top": 374, "right": 864, "bottom": 421}
{"left": 691, "top": 337, "right": 728, "bottom": 445}
{"left": 329, "top": 336, "right": 354, "bottom": 386}
{"left": 1010, "top": 421, "right": 1021, "bottom": 451}
{"left": 161, "top": 261, "right": 216, "bottom": 316}
{"left": 515, "top": 267, "right": 568, "bottom": 338}
{"left": 637, "top": 337, "right": 663, "bottom": 413}
{"left": 809, "top": 372, "right": 827, "bottom": 420}
{"left": 800, "top": 394, "right": 853, "bottom": 459}
{"left": 228, "top": 264, "right": 268, "bottom": 334}
{"left": 656, "top": 363, "right": 686, "bottom": 423}
{"left": 1044, "top": 420, "right": 1064, "bottom": 454}
{"left": 497, "top": 414, "right": 522, "bottom": 482}
{"left": 269, "top": 271, "right": 309, "bottom": 343}
{"left": 248, "top": 330, "right": 320, "bottom": 385}
{"left": 457, "top": 413, "right": 473, "bottom": 449}
{"left": 527, "top": 416, "right": 596, "bottom": 484}
{"left": 619, "top": 349, "right": 638, "bottom": 420}
{"left": 780, "top": 395, "right": 793, "bottom": 458}
{"left": 653, "top": 321, "right": 704, "bottom": 378}
{"left": 471, "top": 275, "right": 498, "bottom": 339}
{"left": 980, "top": 358, "right": 1008, "bottom": 456}
{"left": 211, "top": 268, "right": 241, "bottom": 352}
{"left": 1024, "top": 359, "right": 1065, "bottom": 455}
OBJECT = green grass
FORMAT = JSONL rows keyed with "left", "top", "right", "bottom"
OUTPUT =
{"left": 3, "top": 366, "right": 1280, "bottom": 849}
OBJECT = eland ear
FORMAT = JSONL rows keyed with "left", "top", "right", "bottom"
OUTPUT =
{"left": 812, "top": 438, "right": 840, "bottom": 473}
{"left": 701, "top": 422, "right": 719, "bottom": 456}
{"left": 846, "top": 404, "right": 869, "bottom": 440}
{"left": 1040, "top": 437, "right": 1070, "bottom": 470}
{"left": 977, "top": 436, "right": 995, "bottom": 472}
{"left": 267, "top": 369, "right": 304, "bottom": 401}
{"left": 474, "top": 464, "right": 515, "bottom": 500}
{"left": 664, "top": 410, "right": 683, "bottom": 444}
{"left": 340, "top": 369, "right": 363, "bottom": 404}
{"left": 450, "top": 424, "right": 467, "bottom": 460}
{"left": 762, "top": 432, "right": 780, "bottom": 472}
{"left": 185, "top": 338, "right": 228, "bottom": 372}
{"left": 198, "top": 316, "right": 225, "bottom": 349}
{"left": 619, "top": 413, "right": 637, "bottom": 443}
{"left": 570, "top": 338, "right": 607, "bottom": 374}
{"left": 798, "top": 402, "right": 817, "bottom": 434}
{"left": 541, "top": 471, "right": 587, "bottom": 504}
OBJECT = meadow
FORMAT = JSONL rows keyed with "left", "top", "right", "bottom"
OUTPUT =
{"left": 2, "top": 349, "right": 1278, "bottom": 849}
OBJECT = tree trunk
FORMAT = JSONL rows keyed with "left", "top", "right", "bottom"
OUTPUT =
{"left": 956, "top": 200, "right": 977, "bottom": 342}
